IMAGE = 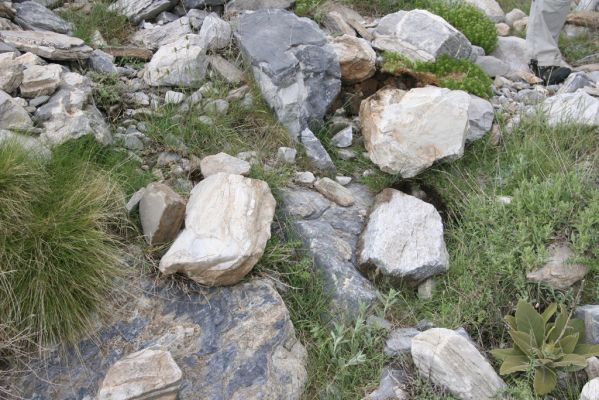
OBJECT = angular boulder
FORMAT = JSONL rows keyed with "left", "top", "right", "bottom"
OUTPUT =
{"left": 0, "top": 30, "right": 92, "bottom": 61}
{"left": 373, "top": 10, "right": 472, "bottom": 62}
{"left": 0, "top": 89, "right": 33, "bottom": 130}
{"left": 358, "top": 189, "right": 449, "bottom": 284}
{"left": 360, "top": 86, "right": 470, "bottom": 177}
{"left": 19, "top": 63, "right": 62, "bottom": 98}
{"left": 540, "top": 89, "right": 599, "bottom": 126}
{"left": 139, "top": 183, "right": 186, "bottom": 246}
{"left": 14, "top": 1, "right": 73, "bottom": 34}
{"left": 411, "top": 328, "right": 506, "bottom": 400}
{"left": 35, "top": 72, "right": 111, "bottom": 146}
{"left": 330, "top": 34, "right": 376, "bottom": 83}
{"left": 143, "top": 35, "right": 208, "bottom": 87}
{"left": 109, "top": 0, "right": 178, "bottom": 24}
{"left": 159, "top": 173, "right": 276, "bottom": 286}
{"left": 97, "top": 348, "right": 182, "bottom": 400}
{"left": 235, "top": 9, "right": 341, "bottom": 139}
{"left": 199, "top": 152, "right": 251, "bottom": 177}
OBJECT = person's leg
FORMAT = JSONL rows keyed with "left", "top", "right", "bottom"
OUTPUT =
{"left": 526, "top": 0, "right": 570, "bottom": 66}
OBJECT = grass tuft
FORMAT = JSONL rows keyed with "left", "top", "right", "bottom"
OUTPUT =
{"left": 60, "top": 1, "right": 133, "bottom": 46}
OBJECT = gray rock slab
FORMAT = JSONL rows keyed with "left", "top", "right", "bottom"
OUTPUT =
{"left": 14, "top": 1, "right": 73, "bottom": 34}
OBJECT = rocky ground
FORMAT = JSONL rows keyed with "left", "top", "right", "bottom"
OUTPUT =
{"left": 0, "top": 0, "right": 598, "bottom": 399}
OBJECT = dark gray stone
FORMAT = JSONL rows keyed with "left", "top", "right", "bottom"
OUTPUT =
{"left": 280, "top": 184, "right": 378, "bottom": 319}
{"left": 235, "top": 9, "right": 341, "bottom": 139}
{"left": 10, "top": 278, "right": 307, "bottom": 400}
{"left": 87, "top": 49, "right": 118, "bottom": 74}
{"left": 300, "top": 128, "right": 336, "bottom": 172}
{"left": 14, "top": 1, "right": 73, "bottom": 34}
{"left": 384, "top": 328, "right": 420, "bottom": 356}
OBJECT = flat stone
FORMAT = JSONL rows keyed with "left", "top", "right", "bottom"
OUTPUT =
{"left": 0, "top": 89, "right": 33, "bottom": 130}
{"left": 330, "top": 34, "right": 376, "bottom": 83}
{"left": 373, "top": 10, "right": 472, "bottom": 62}
{"left": 540, "top": 89, "right": 599, "bottom": 126}
{"left": 0, "top": 30, "right": 92, "bottom": 61}
{"left": 360, "top": 86, "right": 469, "bottom": 177}
{"left": 20, "top": 63, "right": 62, "bottom": 98}
{"left": 526, "top": 243, "right": 588, "bottom": 289}
{"left": 131, "top": 17, "right": 193, "bottom": 50}
{"left": 139, "top": 182, "right": 186, "bottom": 246}
{"left": 87, "top": 49, "right": 118, "bottom": 74}
{"left": 109, "top": 0, "right": 178, "bottom": 24}
{"left": 411, "top": 328, "right": 506, "bottom": 400}
{"left": 475, "top": 55, "right": 510, "bottom": 77}
{"left": 208, "top": 55, "right": 243, "bottom": 84}
{"left": 126, "top": 187, "right": 146, "bottom": 213}
{"left": 200, "top": 152, "right": 251, "bottom": 177}
{"left": 15, "top": 52, "right": 47, "bottom": 67}
{"left": 97, "top": 347, "right": 182, "bottom": 400}
{"left": 235, "top": 9, "right": 341, "bottom": 139}
{"left": 314, "top": 177, "right": 355, "bottom": 207}
{"left": 384, "top": 327, "right": 420, "bottom": 356}
{"left": 300, "top": 128, "right": 336, "bottom": 172}
{"left": 159, "top": 174, "right": 276, "bottom": 286}
{"left": 331, "top": 125, "right": 353, "bottom": 147}
{"left": 143, "top": 35, "right": 209, "bottom": 87}
{"left": 358, "top": 188, "right": 449, "bottom": 284}
{"left": 14, "top": 1, "right": 73, "bottom": 34}
{"left": 575, "top": 305, "right": 599, "bottom": 344}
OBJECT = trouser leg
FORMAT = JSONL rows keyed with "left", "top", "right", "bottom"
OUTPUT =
{"left": 526, "top": 0, "right": 571, "bottom": 66}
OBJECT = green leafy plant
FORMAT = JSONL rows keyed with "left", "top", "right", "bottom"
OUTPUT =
{"left": 492, "top": 300, "right": 599, "bottom": 396}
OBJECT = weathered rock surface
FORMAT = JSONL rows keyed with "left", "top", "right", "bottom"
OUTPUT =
{"left": 235, "top": 9, "right": 341, "bottom": 139}
{"left": 575, "top": 305, "right": 599, "bottom": 344}
{"left": 581, "top": 377, "right": 599, "bottom": 400}
{"left": 131, "top": 17, "right": 193, "bottom": 50}
{"left": 464, "top": 0, "right": 505, "bottom": 21}
{"left": 14, "top": 1, "right": 73, "bottom": 34}
{"left": 0, "top": 54, "right": 23, "bottom": 93}
{"left": 97, "top": 347, "right": 182, "bottom": 400}
{"left": 476, "top": 55, "right": 510, "bottom": 77}
{"left": 109, "top": 0, "right": 177, "bottom": 24}
{"left": 199, "top": 13, "right": 231, "bottom": 51}
{"left": 331, "top": 125, "right": 352, "bottom": 148}
{"left": 330, "top": 34, "right": 376, "bottom": 83}
{"left": 13, "top": 277, "right": 308, "bottom": 400}
{"left": 314, "top": 177, "right": 354, "bottom": 207}
{"left": 360, "top": 86, "right": 470, "bottom": 177}
{"left": 557, "top": 71, "right": 594, "bottom": 94}
{"left": 0, "top": 30, "right": 92, "bottom": 60}
{"left": 225, "top": 0, "right": 294, "bottom": 14}
{"left": 365, "top": 368, "right": 409, "bottom": 400}
{"left": 384, "top": 327, "right": 420, "bottom": 356}
{"left": 87, "top": 49, "right": 118, "bottom": 74}
{"left": 490, "top": 36, "right": 530, "bottom": 74}
{"left": 159, "top": 173, "right": 275, "bottom": 286}
{"left": 300, "top": 128, "right": 336, "bottom": 172}
{"left": 35, "top": 72, "right": 112, "bottom": 146}
{"left": 208, "top": 55, "right": 244, "bottom": 84}
{"left": 411, "top": 328, "right": 506, "bottom": 400}
{"left": 527, "top": 243, "right": 588, "bottom": 290}
{"left": 373, "top": 10, "right": 472, "bottom": 62}
{"left": 281, "top": 184, "right": 378, "bottom": 318}
{"left": 466, "top": 94, "right": 494, "bottom": 142}
{"left": 139, "top": 182, "right": 185, "bottom": 246}
{"left": 19, "top": 63, "right": 62, "bottom": 98}
{"left": 0, "top": 89, "right": 33, "bottom": 130}
{"left": 358, "top": 189, "right": 449, "bottom": 284}
{"left": 540, "top": 89, "right": 599, "bottom": 126}
{"left": 199, "top": 152, "right": 251, "bottom": 177}
{"left": 143, "top": 35, "right": 208, "bottom": 87}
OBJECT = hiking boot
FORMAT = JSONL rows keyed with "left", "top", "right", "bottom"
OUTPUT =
{"left": 529, "top": 59, "right": 571, "bottom": 85}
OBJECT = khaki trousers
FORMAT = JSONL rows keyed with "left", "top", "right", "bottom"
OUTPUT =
{"left": 526, "top": 0, "right": 571, "bottom": 66}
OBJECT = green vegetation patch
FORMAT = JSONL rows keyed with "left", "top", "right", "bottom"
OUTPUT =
{"left": 559, "top": 31, "right": 599, "bottom": 65}
{"left": 383, "top": 53, "right": 494, "bottom": 98}
{"left": 60, "top": 1, "right": 132, "bottom": 46}
{"left": 0, "top": 137, "right": 149, "bottom": 349}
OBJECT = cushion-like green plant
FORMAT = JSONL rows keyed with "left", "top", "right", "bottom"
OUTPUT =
{"left": 492, "top": 300, "right": 599, "bottom": 396}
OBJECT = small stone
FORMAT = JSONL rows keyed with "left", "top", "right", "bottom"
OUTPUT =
{"left": 165, "top": 90, "right": 185, "bottom": 105}
{"left": 496, "top": 195, "right": 512, "bottom": 204}
{"left": 139, "top": 182, "right": 186, "bottom": 246}
{"left": 329, "top": 34, "right": 376, "bottom": 83}
{"left": 200, "top": 152, "right": 251, "bottom": 177}
{"left": 156, "top": 151, "right": 181, "bottom": 167}
{"left": 126, "top": 188, "right": 146, "bottom": 213}
{"left": 512, "top": 17, "right": 528, "bottom": 32}
{"left": 384, "top": 328, "right": 420, "bottom": 356}
{"left": 87, "top": 49, "right": 117, "bottom": 74}
{"left": 236, "top": 150, "right": 258, "bottom": 165}
{"left": 29, "top": 95, "right": 49, "bottom": 107}
{"left": 586, "top": 357, "right": 599, "bottom": 380}
{"left": 277, "top": 147, "right": 297, "bottom": 164}
{"left": 337, "top": 148, "right": 356, "bottom": 160}
{"left": 366, "top": 315, "right": 392, "bottom": 331}
{"left": 581, "top": 378, "right": 599, "bottom": 400}
{"left": 204, "top": 99, "right": 229, "bottom": 115}
{"left": 300, "top": 128, "right": 336, "bottom": 172}
{"left": 505, "top": 9, "right": 527, "bottom": 27}
{"left": 314, "top": 177, "right": 354, "bottom": 207}
{"left": 19, "top": 64, "right": 62, "bottom": 98}
{"left": 417, "top": 278, "right": 436, "bottom": 300}
{"left": 331, "top": 125, "right": 353, "bottom": 148}
{"left": 91, "top": 30, "right": 108, "bottom": 47}
{"left": 124, "top": 134, "right": 144, "bottom": 151}
{"left": 14, "top": 52, "right": 46, "bottom": 68}
{"left": 335, "top": 176, "right": 351, "bottom": 186}
{"left": 208, "top": 55, "right": 244, "bottom": 85}
{"left": 495, "top": 22, "right": 510, "bottom": 36}
{"left": 0, "top": 89, "right": 33, "bottom": 130}
{"left": 557, "top": 72, "right": 593, "bottom": 95}
{"left": 198, "top": 115, "right": 213, "bottom": 126}
{"left": 526, "top": 243, "right": 588, "bottom": 290}
{"left": 97, "top": 347, "right": 182, "bottom": 400}
{"left": 293, "top": 171, "right": 315, "bottom": 186}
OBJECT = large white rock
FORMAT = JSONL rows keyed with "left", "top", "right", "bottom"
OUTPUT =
{"left": 540, "top": 89, "right": 599, "bottom": 126}
{"left": 373, "top": 10, "right": 472, "bottom": 62}
{"left": 463, "top": 0, "right": 505, "bottom": 21}
{"left": 490, "top": 36, "right": 530, "bottom": 74}
{"left": 358, "top": 189, "right": 449, "bottom": 284}
{"left": 143, "top": 35, "right": 209, "bottom": 87}
{"left": 580, "top": 377, "right": 599, "bottom": 400}
{"left": 0, "top": 30, "right": 92, "bottom": 61}
{"left": 159, "top": 173, "right": 276, "bottom": 286}
{"left": 109, "top": 0, "right": 177, "bottom": 24}
{"left": 330, "top": 34, "right": 376, "bottom": 83}
{"left": 411, "top": 328, "right": 506, "bottom": 400}
{"left": 360, "top": 86, "right": 470, "bottom": 178}
{"left": 97, "top": 347, "right": 182, "bottom": 400}
{"left": 0, "top": 89, "right": 33, "bottom": 130}
{"left": 19, "top": 63, "right": 62, "bottom": 98}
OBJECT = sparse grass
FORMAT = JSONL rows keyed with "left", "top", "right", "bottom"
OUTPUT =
{"left": 88, "top": 72, "right": 127, "bottom": 121}
{"left": 560, "top": 31, "right": 599, "bottom": 65}
{"left": 0, "top": 137, "right": 149, "bottom": 349}
{"left": 496, "top": 0, "right": 531, "bottom": 14}
{"left": 60, "top": 1, "right": 132, "bottom": 46}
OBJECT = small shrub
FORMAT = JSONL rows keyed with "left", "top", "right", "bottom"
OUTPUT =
{"left": 88, "top": 72, "right": 126, "bottom": 120}
{"left": 492, "top": 300, "right": 599, "bottom": 395}
{"left": 383, "top": 53, "right": 494, "bottom": 98}
{"left": 0, "top": 140, "right": 128, "bottom": 347}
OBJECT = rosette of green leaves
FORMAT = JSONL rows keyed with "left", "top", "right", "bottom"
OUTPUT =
{"left": 492, "top": 300, "right": 599, "bottom": 396}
